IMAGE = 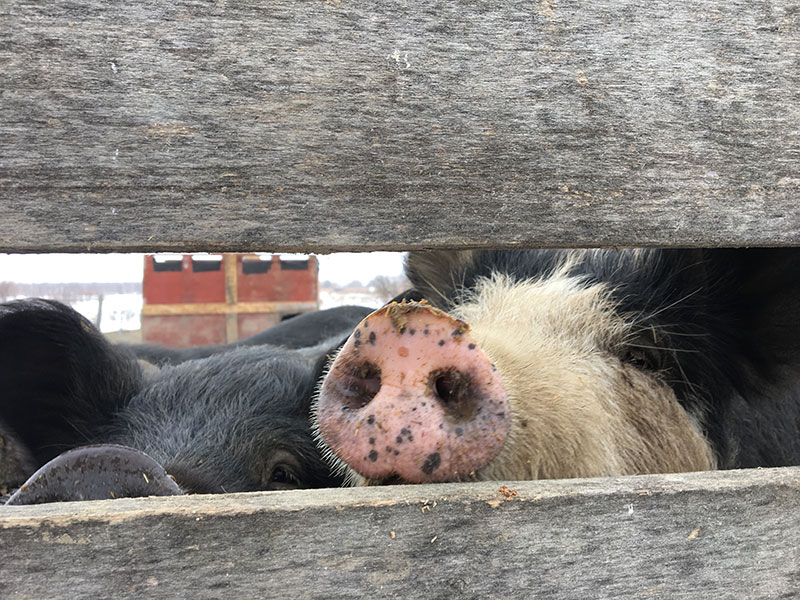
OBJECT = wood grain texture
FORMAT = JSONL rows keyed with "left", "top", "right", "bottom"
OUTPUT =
{"left": 1, "top": 0, "right": 798, "bottom": 252}
{"left": 1, "top": 467, "right": 799, "bottom": 599}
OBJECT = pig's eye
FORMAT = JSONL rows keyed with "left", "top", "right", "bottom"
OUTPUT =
{"left": 262, "top": 450, "right": 302, "bottom": 490}
{"left": 267, "top": 465, "right": 299, "bottom": 489}
{"left": 621, "top": 346, "right": 662, "bottom": 372}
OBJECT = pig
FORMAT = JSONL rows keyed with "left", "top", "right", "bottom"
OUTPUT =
{"left": 314, "top": 249, "right": 800, "bottom": 484}
{"left": 0, "top": 299, "right": 367, "bottom": 503}
{"left": 124, "top": 305, "right": 373, "bottom": 366}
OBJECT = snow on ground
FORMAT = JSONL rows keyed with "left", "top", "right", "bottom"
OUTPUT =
{"left": 319, "top": 290, "right": 385, "bottom": 311}
{"left": 70, "top": 293, "right": 143, "bottom": 333}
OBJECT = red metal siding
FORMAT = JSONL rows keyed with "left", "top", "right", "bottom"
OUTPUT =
{"left": 142, "top": 315, "right": 228, "bottom": 347}
{"left": 237, "top": 255, "right": 318, "bottom": 302}
{"left": 237, "top": 313, "right": 282, "bottom": 339}
{"left": 143, "top": 256, "right": 226, "bottom": 304}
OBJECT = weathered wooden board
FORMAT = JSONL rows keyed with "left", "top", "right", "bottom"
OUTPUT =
{"left": 1, "top": 467, "right": 798, "bottom": 599}
{"left": 1, "top": 0, "right": 798, "bottom": 253}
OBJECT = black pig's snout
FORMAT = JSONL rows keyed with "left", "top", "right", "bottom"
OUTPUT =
{"left": 5, "top": 444, "right": 183, "bottom": 505}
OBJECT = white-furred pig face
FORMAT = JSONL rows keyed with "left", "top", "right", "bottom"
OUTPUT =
{"left": 452, "top": 267, "right": 715, "bottom": 481}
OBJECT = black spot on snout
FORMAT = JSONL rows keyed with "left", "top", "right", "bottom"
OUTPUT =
{"left": 396, "top": 427, "right": 413, "bottom": 443}
{"left": 368, "top": 450, "right": 378, "bottom": 462}
{"left": 421, "top": 452, "right": 442, "bottom": 475}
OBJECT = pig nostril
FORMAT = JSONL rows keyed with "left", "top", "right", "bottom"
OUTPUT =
{"left": 435, "top": 374, "right": 456, "bottom": 403}
{"left": 430, "top": 369, "right": 477, "bottom": 421}
{"left": 334, "top": 362, "right": 382, "bottom": 410}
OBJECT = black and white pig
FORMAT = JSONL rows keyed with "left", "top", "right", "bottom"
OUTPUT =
{"left": 314, "top": 249, "right": 800, "bottom": 484}
{"left": 0, "top": 300, "right": 372, "bottom": 504}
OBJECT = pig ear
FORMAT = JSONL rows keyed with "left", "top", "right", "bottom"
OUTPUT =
{"left": 0, "top": 299, "right": 143, "bottom": 469}
{"left": 404, "top": 251, "right": 477, "bottom": 307}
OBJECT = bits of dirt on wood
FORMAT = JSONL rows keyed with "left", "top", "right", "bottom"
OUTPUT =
{"left": 498, "top": 485, "right": 518, "bottom": 501}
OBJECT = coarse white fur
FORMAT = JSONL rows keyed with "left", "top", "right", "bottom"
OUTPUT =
{"left": 450, "top": 264, "right": 716, "bottom": 480}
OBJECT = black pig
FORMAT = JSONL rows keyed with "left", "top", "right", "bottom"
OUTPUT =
{"left": 0, "top": 299, "right": 366, "bottom": 503}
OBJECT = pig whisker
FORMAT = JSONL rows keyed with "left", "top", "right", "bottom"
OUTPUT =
{"left": 60, "top": 418, "right": 94, "bottom": 445}
{"left": 626, "top": 343, "right": 701, "bottom": 354}
{"left": 634, "top": 323, "right": 712, "bottom": 338}
{"left": 649, "top": 330, "right": 711, "bottom": 339}
{"left": 639, "top": 288, "right": 704, "bottom": 322}
{"left": 672, "top": 351, "right": 704, "bottom": 401}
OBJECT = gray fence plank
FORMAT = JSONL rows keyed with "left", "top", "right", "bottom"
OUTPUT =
{"left": 1, "top": 467, "right": 798, "bottom": 599}
{"left": 1, "top": 0, "right": 798, "bottom": 252}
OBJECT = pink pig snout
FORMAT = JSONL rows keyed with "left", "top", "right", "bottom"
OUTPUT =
{"left": 316, "top": 301, "right": 510, "bottom": 483}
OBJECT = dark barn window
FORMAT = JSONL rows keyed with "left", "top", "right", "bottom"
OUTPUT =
{"left": 192, "top": 256, "right": 222, "bottom": 272}
{"left": 242, "top": 259, "right": 272, "bottom": 274}
{"left": 280, "top": 259, "right": 309, "bottom": 271}
{"left": 153, "top": 259, "right": 182, "bottom": 272}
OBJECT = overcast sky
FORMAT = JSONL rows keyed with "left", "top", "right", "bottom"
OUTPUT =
{"left": 0, "top": 252, "right": 407, "bottom": 286}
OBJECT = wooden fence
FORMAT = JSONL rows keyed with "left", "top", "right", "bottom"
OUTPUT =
{"left": 2, "top": 468, "right": 799, "bottom": 599}
{"left": 1, "top": 0, "right": 798, "bottom": 597}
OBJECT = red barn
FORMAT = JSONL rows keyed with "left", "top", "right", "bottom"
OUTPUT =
{"left": 141, "top": 254, "right": 319, "bottom": 348}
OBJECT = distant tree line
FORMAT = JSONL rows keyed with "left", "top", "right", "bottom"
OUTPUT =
{"left": 319, "top": 275, "right": 410, "bottom": 303}
{"left": 0, "top": 282, "right": 141, "bottom": 303}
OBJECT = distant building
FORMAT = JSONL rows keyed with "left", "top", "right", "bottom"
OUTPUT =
{"left": 141, "top": 254, "right": 318, "bottom": 348}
